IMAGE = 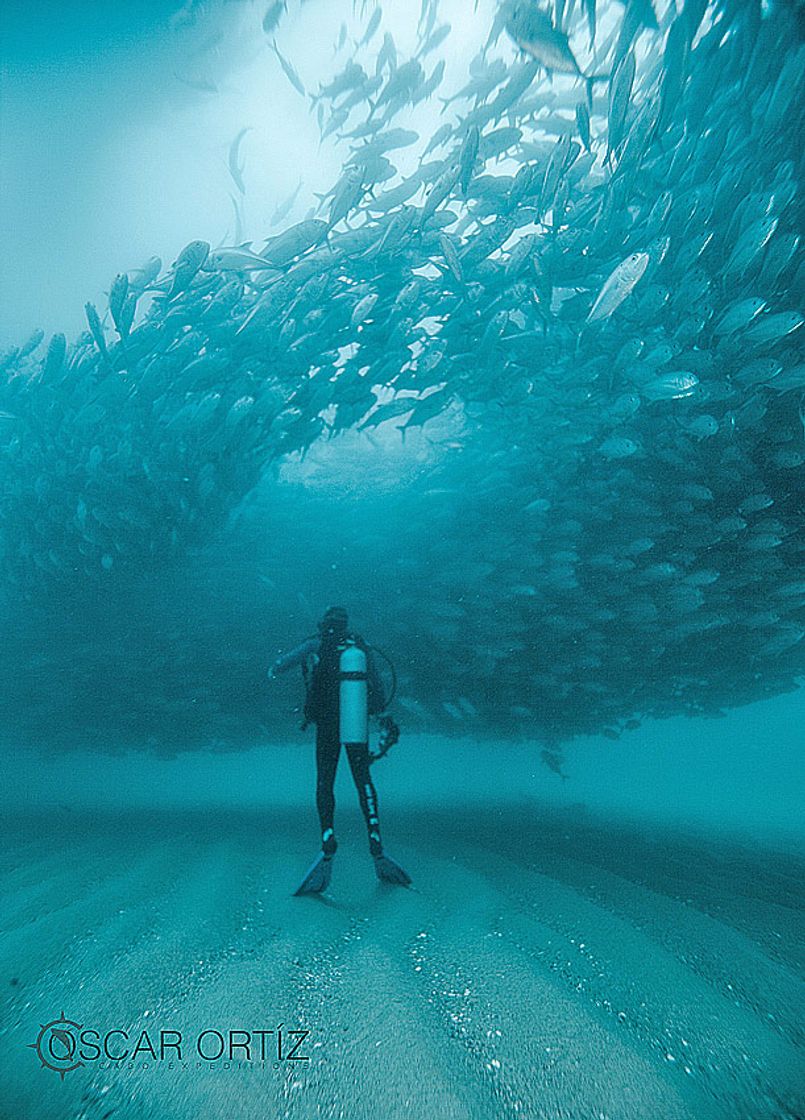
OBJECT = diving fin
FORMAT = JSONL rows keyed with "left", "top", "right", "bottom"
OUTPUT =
{"left": 374, "top": 852, "right": 412, "bottom": 887}
{"left": 294, "top": 852, "right": 333, "bottom": 896}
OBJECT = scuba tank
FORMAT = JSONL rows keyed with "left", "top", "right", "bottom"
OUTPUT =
{"left": 338, "top": 641, "right": 368, "bottom": 747}
{"left": 299, "top": 632, "right": 399, "bottom": 758}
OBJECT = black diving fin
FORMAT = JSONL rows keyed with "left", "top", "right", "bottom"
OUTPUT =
{"left": 294, "top": 852, "right": 333, "bottom": 896}
{"left": 374, "top": 851, "right": 412, "bottom": 886}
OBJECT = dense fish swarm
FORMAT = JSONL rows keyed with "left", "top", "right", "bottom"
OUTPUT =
{"left": 1, "top": 0, "right": 803, "bottom": 753}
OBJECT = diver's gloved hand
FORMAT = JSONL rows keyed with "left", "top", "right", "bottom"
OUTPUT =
{"left": 371, "top": 715, "right": 400, "bottom": 763}
{"left": 267, "top": 665, "right": 277, "bottom": 680}
{"left": 380, "top": 715, "right": 400, "bottom": 745}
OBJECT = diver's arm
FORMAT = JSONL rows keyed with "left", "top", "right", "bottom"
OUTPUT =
{"left": 268, "top": 638, "right": 318, "bottom": 679}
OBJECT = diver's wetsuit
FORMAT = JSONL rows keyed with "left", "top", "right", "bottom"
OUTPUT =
{"left": 270, "top": 635, "right": 384, "bottom": 857}
{"left": 315, "top": 712, "right": 382, "bottom": 856}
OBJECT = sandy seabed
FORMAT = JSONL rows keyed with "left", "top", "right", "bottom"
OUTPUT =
{"left": 1, "top": 804, "right": 803, "bottom": 1120}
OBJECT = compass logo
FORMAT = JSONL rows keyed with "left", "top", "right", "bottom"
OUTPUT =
{"left": 27, "top": 1013, "right": 312, "bottom": 1075}
{"left": 28, "top": 1012, "right": 84, "bottom": 1079}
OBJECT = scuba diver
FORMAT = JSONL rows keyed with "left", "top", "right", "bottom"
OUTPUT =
{"left": 268, "top": 606, "right": 410, "bottom": 895}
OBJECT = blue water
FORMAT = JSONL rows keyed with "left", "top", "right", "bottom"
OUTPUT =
{"left": 1, "top": 0, "right": 804, "bottom": 1116}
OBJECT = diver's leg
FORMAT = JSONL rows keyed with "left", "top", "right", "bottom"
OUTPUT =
{"left": 315, "top": 721, "right": 340, "bottom": 856}
{"left": 345, "top": 743, "right": 383, "bottom": 857}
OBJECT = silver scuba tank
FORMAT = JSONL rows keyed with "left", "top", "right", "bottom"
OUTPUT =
{"left": 339, "top": 642, "right": 368, "bottom": 746}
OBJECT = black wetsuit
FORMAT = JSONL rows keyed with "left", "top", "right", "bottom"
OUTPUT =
{"left": 314, "top": 710, "right": 382, "bottom": 856}
{"left": 271, "top": 634, "right": 384, "bottom": 856}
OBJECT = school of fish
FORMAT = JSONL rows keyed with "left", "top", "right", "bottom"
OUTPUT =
{"left": 0, "top": 0, "right": 803, "bottom": 756}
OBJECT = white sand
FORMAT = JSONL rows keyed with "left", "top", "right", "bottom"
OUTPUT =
{"left": 1, "top": 803, "right": 803, "bottom": 1120}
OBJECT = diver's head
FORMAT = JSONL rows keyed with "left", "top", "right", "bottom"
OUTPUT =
{"left": 318, "top": 605, "right": 349, "bottom": 640}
